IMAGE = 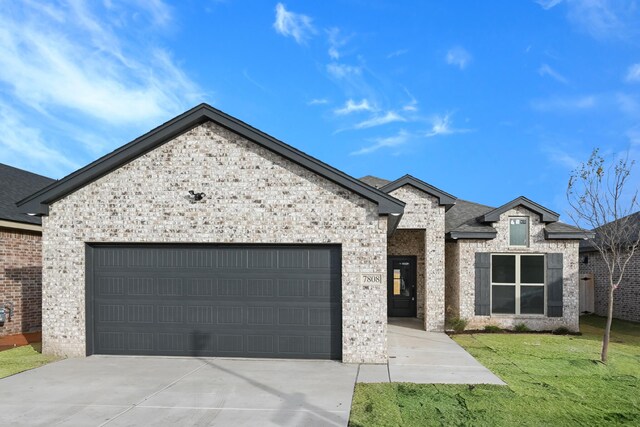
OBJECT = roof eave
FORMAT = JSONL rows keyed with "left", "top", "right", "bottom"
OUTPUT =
{"left": 446, "top": 231, "right": 497, "bottom": 240}
{"left": 545, "top": 230, "right": 596, "bottom": 240}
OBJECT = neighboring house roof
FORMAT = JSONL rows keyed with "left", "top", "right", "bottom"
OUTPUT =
{"left": 0, "top": 163, "right": 54, "bottom": 226}
{"left": 379, "top": 174, "right": 457, "bottom": 210}
{"left": 359, "top": 175, "right": 391, "bottom": 189}
{"left": 580, "top": 211, "right": 640, "bottom": 252}
{"left": 17, "top": 104, "right": 405, "bottom": 229}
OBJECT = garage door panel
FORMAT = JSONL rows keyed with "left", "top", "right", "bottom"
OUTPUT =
{"left": 89, "top": 245, "right": 341, "bottom": 359}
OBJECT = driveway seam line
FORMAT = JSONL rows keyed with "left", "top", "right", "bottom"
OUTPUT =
{"left": 99, "top": 362, "right": 206, "bottom": 426}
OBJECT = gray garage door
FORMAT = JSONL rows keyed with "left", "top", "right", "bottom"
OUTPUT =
{"left": 87, "top": 245, "right": 341, "bottom": 360}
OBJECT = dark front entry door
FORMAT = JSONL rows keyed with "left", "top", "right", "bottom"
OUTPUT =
{"left": 387, "top": 256, "right": 417, "bottom": 317}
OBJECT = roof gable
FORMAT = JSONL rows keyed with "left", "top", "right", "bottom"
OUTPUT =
{"left": 18, "top": 104, "right": 405, "bottom": 220}
{"left": 380, "top": 174, "right": 456, "bottom": 209}
{"left": 480, "top": 196, "right": 559, "bottom": 223}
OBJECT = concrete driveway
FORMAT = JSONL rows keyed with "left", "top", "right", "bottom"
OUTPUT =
{"left": 0, "top": 356, "right": 358, "bottom": 426}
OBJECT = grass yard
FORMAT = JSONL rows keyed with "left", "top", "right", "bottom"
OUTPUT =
{"left": 350, "top": 315, "right": 640, "bottom": 426}
{"left": 0, "top": 343, "right": 57, "bottom": 379}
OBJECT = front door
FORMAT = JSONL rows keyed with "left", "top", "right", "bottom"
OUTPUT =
{"left": 387, "top": 256, "right": 417, "bottom": 317}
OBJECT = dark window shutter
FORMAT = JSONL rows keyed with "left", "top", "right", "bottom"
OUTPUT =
{"left": 546, "top": 253, "right": 563, "bottom": 317}
{"left": 475, "top": 253, "right": 491, "bottom": 315}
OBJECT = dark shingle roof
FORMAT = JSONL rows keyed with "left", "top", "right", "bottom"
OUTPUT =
{"left": 445, "top": 198, "right": 587, "bottom": 240}
{"left": 580, "top": 211, "right": 640, "bottom": 251}
{"left": 359, "top": 175, "right": 391, "bottom": 189}
{"left": 0, "top": 163, "right": 54, "bottom": 225}
{"left": 445, "top": 199, "right": 496, "bottom": 234}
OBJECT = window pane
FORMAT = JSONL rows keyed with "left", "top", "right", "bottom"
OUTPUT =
{"left": 521, "top": 286, "right": 545, "bottom": 314}
{"left": 492, "top": 255, "right": 515, "bottom": 283}
{"left": 521, "top": 256, "right": 544, "bottom": 283}
{"left": 492, "top": 286, "right": 516, "bottom": 314}
{"left": 510, "top": 218, "right": 528, "bottom": 246}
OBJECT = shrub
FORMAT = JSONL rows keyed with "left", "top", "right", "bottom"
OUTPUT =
{"left": 484, "top": 325, "right": 502, "bottom": 333}
{"left": 553, "top": 326, "right": 571, "bottom": 335}
{"left": 514, "top": 322, "right": 531, "bottom": 332}
{"left": 446, "top": 317, "right": 469, "bottom": 333}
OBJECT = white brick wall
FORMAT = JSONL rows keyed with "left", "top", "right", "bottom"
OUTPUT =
{"left": 388, "top": 186, "right": 446, "bottom": 331}
{"left": 446, "top": 206, "right": 580, "bottom": 331}
{"left": 42, "top": 121, "right": 389, "bottom": 363}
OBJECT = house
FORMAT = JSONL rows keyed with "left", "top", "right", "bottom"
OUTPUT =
{"left": 0, "top": 163, "right": 54, "bottom": 336}
{"left": 17, "top": 104, "right": 587, "bottom": 363}
{"left": 579, "top": 212, "right": 640, "bottom": 323}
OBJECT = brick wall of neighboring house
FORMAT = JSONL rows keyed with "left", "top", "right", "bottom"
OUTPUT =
{"left": 446, "top": 206, "right": 580, "bottom": 332}
{"left": 42, "top": 121, "right": 389, "bottom": 362}
{"left": 0, "top": 227, "right": 42, "bottom": 336}
{"left": 580, "top": 250, "right": 640, "bottom": 323}
{"left": 387, "top": 185, "right": 446, "bottom": 331}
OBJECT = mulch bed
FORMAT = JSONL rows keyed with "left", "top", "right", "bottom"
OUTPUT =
{"left": 0, "top": 331, "right": 41, "bottom": 352}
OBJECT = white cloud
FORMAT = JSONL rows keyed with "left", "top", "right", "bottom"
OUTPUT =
{"left": 0, "top": 2, "right": 201, "bottom": 126}
{"left": 625, "top": 64, "right": 640, "bottom": 82}
{"left": 445, "top": 46, "right": 472, "bottom": 70}
{"left": 565, "top": 0, "right": 638, "bottom": 41}
{"left": 354, "top": 111, "right": 406, "bottom": 129}
{"left": 387, "top": 49, "right": 409, "bottom": 59}
{"left": 542, "top": 145, "right": 581, "bottom": 170}
{"left": 0, "top": 103, "right": 79, "bottom": 177}
{"left": 308, "top": 98, "right": 329, "bottom": 105}
{"left": 538, "top": 64, "right": 569, "bottom": 84}
{"left": 616, "top": 93, "right": 640, "bottom": 116}
{"left": 425, "top": 114, "right": 470, "bottom": 137}
{"left": 327, "top": 27, "right": 350, "bottom": 60}
{"left": 273, "top": 3, "right": 316, "bottom": 44}
{"left": 531, "top": 95, "right": 597, "bottom": 112}
{"left": 402, "top": 88, "right": 418, "bottom": 112}
{"left": 0, "top": 1, "right": 202, "bottom": 177}
{"left": 326, "top": 63, "right": 362, "bottom": 79}
{"left": 535, "top": 0, "right": 563, "bottom": 9}
{"left": 627, "top": 127, "right": 640, "bottom": 146}
{"left": 351, "top": 130, "right": 410, "bottom": 155}
{"left": 537, "top": 0, "right": 639, "bottom": 41}
{"left": 334, "top": 99, "right": 374, "bottom": 115}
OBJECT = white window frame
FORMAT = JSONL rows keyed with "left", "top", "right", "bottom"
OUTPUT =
{"left": 509, "top": 216, "right": 529, "bottom": 247}
{"left": 490, "top": 253, "right": 546, "bottom": 316}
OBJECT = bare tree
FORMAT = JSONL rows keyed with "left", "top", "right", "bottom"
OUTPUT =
{"left": 567, "top": 148, "right": 640, "bottom": 363}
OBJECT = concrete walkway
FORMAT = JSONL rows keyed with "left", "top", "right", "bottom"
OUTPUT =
{"left": 0, "top": 356, "right": 357, "bottom": 426}
{"left": 357, "top": 318, "right": 505, "bottom": 385}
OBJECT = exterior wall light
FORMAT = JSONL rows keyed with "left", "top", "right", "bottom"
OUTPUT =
{"left": 188, "top": 190, "right": 206, "bottom": 202}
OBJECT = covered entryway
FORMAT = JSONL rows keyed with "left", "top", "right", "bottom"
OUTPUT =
{"left": 87, "top": 244, "right": 342, "bottom": 360}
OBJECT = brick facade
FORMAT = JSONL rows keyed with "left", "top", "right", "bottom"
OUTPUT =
{"left": 0, "top": 227, "right": 42, "bottom": 336}
{"left": 42, "top": 121, "right": 389, "bottom": 362}
{"left": 445, "top": 206, "right": 580, "bottom": 331}
{"left": 580, "top": 250, "right": 640, "bottom": 323}
{"left": 387, "top": 186, "right": 446, "bottom": 331}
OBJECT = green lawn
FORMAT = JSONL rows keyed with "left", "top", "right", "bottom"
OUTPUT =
{"left": 350, "top": 316, "right": 640, "bottom": 426}
{"left": 0, "top": 343, "right": 58, "bottom": 379}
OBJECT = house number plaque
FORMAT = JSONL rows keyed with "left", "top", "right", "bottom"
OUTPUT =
{"left": 360, "top": 273, "right": 383, "bottom": 285}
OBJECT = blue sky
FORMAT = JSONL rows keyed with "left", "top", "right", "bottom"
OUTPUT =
{"left": 1, "top": 1, "right": 639, "bottom": 217}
